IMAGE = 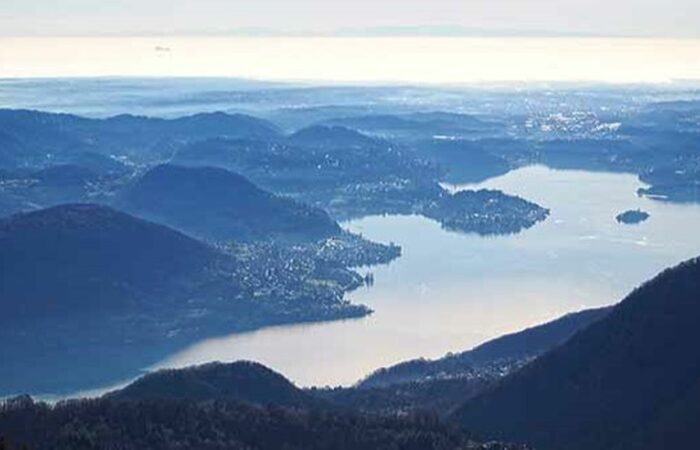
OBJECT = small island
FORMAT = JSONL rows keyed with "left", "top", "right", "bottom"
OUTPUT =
{"left": 616, "top": 209, "right": 650, "bottom": 225}
{"left": 423, "top": 189, "right": 550, "bottom": 235}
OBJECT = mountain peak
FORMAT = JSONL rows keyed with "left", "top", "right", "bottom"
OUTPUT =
{"left": 108, "top": 361, "right": 317, "bottom": 408}
{"left": 120, "top": 164, "right": 341, "bottom": 242}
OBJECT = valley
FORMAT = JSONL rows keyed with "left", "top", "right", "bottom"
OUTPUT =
{"left": 1, "top": 78, "right": 700, "bottom": 450}
{"left": 0, "top": 105, "right": 552, "bottom": 397}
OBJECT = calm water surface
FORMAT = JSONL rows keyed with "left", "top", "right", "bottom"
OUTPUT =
{"left": 152, "top": 165, "right": 700, "bottom": 387}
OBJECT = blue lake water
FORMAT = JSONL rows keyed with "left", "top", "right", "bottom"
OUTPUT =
{"left": 149, "top": 165, "right": 700, "bottom": 388}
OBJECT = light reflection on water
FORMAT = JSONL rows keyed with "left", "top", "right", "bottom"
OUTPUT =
{"left": 152, "top": 165, "right": 700, "bottom": 387}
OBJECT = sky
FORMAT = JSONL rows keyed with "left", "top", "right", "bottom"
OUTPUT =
{"left": 1, "top": 0, "right": 700, "bottom": 37}
{"left": 3, "top": 37, "right": 700, "bottom": 82}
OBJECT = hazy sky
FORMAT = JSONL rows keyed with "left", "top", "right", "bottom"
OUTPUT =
{"left": 2, "top": 0, "right": 699, "bottom": 37}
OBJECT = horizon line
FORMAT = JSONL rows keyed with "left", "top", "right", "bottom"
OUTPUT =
{"left": 2, "top": 25, "right": 699, "bottom": 40}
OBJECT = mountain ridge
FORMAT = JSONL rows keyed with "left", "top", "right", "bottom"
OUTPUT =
{"left": 453, "top": 256, "right": 700, "bottom": 450}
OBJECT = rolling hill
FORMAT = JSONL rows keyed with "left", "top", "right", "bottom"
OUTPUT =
{"left": 0, "top": 203, "right": 220, "bottom": 319}
{"left": 0, "top": 109, "right": 281, "bottom": 168}
{"left": 107, "top": 361, "right": 318, "bottom": 408}
{"left": 118, "top": 164, "right": 341, "bottom": 242}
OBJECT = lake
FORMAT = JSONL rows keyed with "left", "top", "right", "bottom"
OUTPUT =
{"left": 151, "top": 165, "right": 700, "bottom": 387}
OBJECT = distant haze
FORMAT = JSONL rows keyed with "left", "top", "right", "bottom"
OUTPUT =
{"left": 2, "top": 37, "right": 700, "bottom": 83}
{"left": 1, "top": 0, "right": 699, "bottom": 37}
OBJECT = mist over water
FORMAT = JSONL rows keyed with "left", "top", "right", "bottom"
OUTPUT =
{"left": 154, "top": 166, "right": 700, "bottom": 387}
{"left": 2, "top": 37, "right": 700, "bottom": 83}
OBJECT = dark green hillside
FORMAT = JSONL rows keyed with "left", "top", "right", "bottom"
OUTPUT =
{"left": 454, "top": 257, "right": 700, "bottom": 450}
{"left": 107, "top": 361, "right": 319, "bottom": 408}
{"left": 0, "top": 395, "right": 526, "bottom": 450}
{"left": 0, "top": 203, "right": 218, "bottom": 318}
